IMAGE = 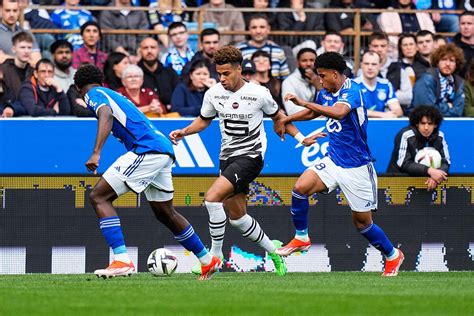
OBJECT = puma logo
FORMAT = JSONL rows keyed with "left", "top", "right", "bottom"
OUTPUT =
{"left": 234, "top": 173, "right": 241, "bottom": 183}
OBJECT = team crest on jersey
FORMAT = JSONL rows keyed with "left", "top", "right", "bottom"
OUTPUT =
{"left": 232, "top": 102, "right": 239, "bottom": 109}
{"left": 341, "top": 93, "right": 348, "bottom": 99}
{"left": 377, "top": 89, "right": 387, "bottom": 101}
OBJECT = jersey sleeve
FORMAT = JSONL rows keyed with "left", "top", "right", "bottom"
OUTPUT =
{"left": 386, "top": 82, "right": 398, "bottom": 104}
{"left": 200, "top": 89, "right": 217, "bottom": 119}
{"left": 261, "top": 88, "right": 279, "bottom": 116}
{"left": 85, "top": 90, "right": 109, "bottom": 114}
{"left": 337, "top": 84, "right": 361, "bottom": 109}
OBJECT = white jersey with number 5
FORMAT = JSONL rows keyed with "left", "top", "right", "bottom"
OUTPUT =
{"left": 201, "top": 81, "right": 279, "bottom": 160}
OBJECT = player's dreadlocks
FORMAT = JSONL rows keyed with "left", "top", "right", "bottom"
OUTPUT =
{"left": 314, "top": 52, "right": 347, "bottom": 74}
{"left": 74, "top": 64, "right": 104, "bottom": 90}
{"left": 214, "top": 46, "right": 243, "bottom": 66}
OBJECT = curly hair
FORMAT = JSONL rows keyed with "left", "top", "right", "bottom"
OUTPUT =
{"left": 430, "top": 43, "right": 465, "bottom": 74}
{"left": 314, "top": 52, "right": 347, "bottom": 74}
{"left": 409, "top": 106, "right": 443, "bottom": 128}
{"left": 214, "top": 46, "right": 243, "bottom": 66}
{"left": 74, "top": 64, "right": 104, "bottom": 90}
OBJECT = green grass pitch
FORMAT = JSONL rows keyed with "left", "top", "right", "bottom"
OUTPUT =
{"left": 1, "top": 272, "right": 473, "bottom": 315}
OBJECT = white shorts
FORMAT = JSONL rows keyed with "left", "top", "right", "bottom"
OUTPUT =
{"left": 103, "top": 151, "right": 174, "bottom": 202}
{"left": 308, "top": 156, "right": 378, "bottom": 212}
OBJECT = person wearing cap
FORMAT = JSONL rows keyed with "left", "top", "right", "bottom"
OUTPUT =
{"left": 51, "top": 39, "right": 76, "bottom": 93}
{"left": 241, "top": 59, "right": 258, "bottom": 83}
{"left": 72, "top": 21, "right": 108, "bottom": 70}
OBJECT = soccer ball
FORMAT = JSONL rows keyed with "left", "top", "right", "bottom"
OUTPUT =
{"left": 414, "top": 147, "right": 442, "bottom": 169}
{"left": 147, "top": 248, "right": 178, "bottom": 276}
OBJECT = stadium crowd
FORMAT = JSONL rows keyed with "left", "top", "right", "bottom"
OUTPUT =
{"left": 0, "top": 0, "right": 472, "bottom": 119}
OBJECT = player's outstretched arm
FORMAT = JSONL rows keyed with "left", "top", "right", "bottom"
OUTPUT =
{"left": 284, "top": 92, "right": 350, "bottom": 120}
{"left": 86, "top": 106, "right": 113, "bottom": 174}
{"left": 169, "top": 116, "right": 213, "bottom": 145}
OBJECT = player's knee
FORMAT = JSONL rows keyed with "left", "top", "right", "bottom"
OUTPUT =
{"left": 89, "top": 189, "right": 104, "bottom": 206}
{"left": 293, "top": 183, "right": 310, "bottom": 196}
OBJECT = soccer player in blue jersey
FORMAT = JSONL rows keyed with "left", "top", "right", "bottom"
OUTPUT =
{"left": 275, "top": 52, "right": 405, "bottom": 276}
{"left": 74, "top": 64, "right": 221, "bottom": 280}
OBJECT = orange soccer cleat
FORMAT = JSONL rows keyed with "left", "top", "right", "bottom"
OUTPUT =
{"left": 383, "top": 249, "right": 405, "bottom": 277}
{"left": 275, "top": 238, "right": 311, "bottom": 256}
{"left": 199, "top": 256, "right": 223, "bottom": 281}
{"left": 94, "top": 260, "right": 136, "bottom": 279}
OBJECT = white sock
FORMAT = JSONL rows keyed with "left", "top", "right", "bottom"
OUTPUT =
{"left": 386, "top": 248, "right": 399, "bottom": 261}
{"left": 205, "top": 201, "right": 226, "bottom": 258}
{"left": 199, "top": 252, "right": 212, "bottom": 266}
{"left": 114, "top": 252, "right": 131, "bottom": 263}
{"left": 229, "top": 214, "right": 276, "bottom": 253}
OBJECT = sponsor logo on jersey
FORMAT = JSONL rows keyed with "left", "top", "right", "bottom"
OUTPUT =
{"left": 240, "top": 96, "right": 257, "bottom": 101}
{"left": 214, "top": 95, "right": 230, "bottom": 100}
{"left": 221, "top": 113, "right": 253, "bottom": 119}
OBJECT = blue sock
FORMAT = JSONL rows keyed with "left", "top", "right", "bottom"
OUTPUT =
{"left": 175, "top": 225, "right": 211, "bottom": 265}
{"left": 291, "top": 190, "right": 309, "bottom": 237}
{"left": 99, "top": 216, "right": 127, "bottom": 254}
{"left": 359, "top": 222, "right": 395, "bottom": 257}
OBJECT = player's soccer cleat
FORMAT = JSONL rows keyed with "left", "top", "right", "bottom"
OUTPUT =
{"left": 199, "top": 255, "right": 223, "bottom": 280}
{"left": 268, "top": 240, "right": 287, "bottom": 276}
{"left": 275, "top": 238, "right": 311, "bottom": 256}
{"left": 94, "top": 260, "right": 136, "bottom": 279}
{"left": 192, "top": 255, "right": 224, "bottom": 275}
{"left": 383, "top": 249, "right": 405, "bottom": 277}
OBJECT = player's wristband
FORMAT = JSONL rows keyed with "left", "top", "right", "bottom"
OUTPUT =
{"left": 294, "top": 132, "right": 305, "bottom": 144}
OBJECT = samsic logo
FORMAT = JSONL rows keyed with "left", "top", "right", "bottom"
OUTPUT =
{"left": 295, "top": 126, "right": 329, "bottom": 167}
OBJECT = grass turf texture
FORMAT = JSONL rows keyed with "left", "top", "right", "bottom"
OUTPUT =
{"left": 1, "top": 272, "right": 473, "bottom": 315}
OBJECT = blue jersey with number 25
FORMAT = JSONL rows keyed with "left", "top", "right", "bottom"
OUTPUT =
{"left": 315, "top": 79, "right": 373, "bottom": 168}
{"left": 85, "top": 87, "right": 174, "bottom": 157}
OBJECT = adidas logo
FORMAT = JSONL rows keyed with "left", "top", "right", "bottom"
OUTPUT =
{"left": 174, "top": 134, "right": 214, "bottom": 168}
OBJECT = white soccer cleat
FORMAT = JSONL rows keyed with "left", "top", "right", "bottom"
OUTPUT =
{"left": 94, "top": 260, "right": 136, "bottom": 279}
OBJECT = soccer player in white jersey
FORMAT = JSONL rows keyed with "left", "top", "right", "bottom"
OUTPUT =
{"left": 169, "top": 46, "right": 320, "bottom": 276}
{"left": 275, "top": 52, "right": 405, "bottom": 277}
{"left": 74, "top": 64, "right": 221, "bottom": 280}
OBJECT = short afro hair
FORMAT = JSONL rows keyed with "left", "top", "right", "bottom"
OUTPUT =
{"left": 314, "top": 52, "right": 347, "bottom": 74}
{"left": 74, "top": 64, "right": 104, "bottom": 90}
{"left": 214, "top": 46, "right": 243, "bottom": 66}
{"left": 409, "top": 105, "right": 443, "bottom": 128}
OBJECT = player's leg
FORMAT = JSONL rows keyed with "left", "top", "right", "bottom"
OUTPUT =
{"left": 225, "top": 193, "right": 286, "bottom": 276}
{"left": 92, "top": 153, "right": 142, "bottom": 277}
{"left": 276, "top": 159, "right": 335, "bottom": 256}
{"left": 341, "top": 163, "right": 404, "bottom": 276}
{"left": 145, "top": 155, "right": 222, "bottom": 279}
{"left": 203, "top": 176, "right": 235, "bottom": 259}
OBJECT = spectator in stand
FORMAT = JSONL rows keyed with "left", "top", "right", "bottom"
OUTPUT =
{"left": 0, "top": 68, "right": 15, "bottom": 117}
{"left": 0, "top": 0, "right": 41, "bottom": 65}
{"left": 251, "top": 50, "right": 282, "bottom": 107}
{"left": 103, "top": 52, "right": 129, "bottom": 91}
{"left": 185, "top": 28, "right": 220, "bottom": 80}
{"left": 193, "top": 0, "right": 245, "bottom": 46}
{"left": 453, "top": 11, "right": 474, "bottom": 78}
{"left": 413, "top": 30, "right": 435, "bottom": 80}
{"left": 433, "top": 34, "right": 447, "bottom": 50}
{"left": 50, "top": 0, "right": 93, "bottom": 51}
{"left": 19, "top": 0, "right": 56, "bottom": 60}
{"left": 377, "top": 0, "right": 435, "bottom": 59}
{"left": 281, "top": 47, "right": 319, "bottom": 115}
{"left": 51, "top": 40, "right": 76, "bottom": 94}
{"left": 19, "top": 58, "right": 71, "bottom": 116}
{"left": 243, "top": 0, "right": 276, "bottom": 31}
{"left": 148, "top": 0, "right": 190, "bottom": 49}
{"left": 237, "top": 14, "right": 290, "bottom": 80}
{"left": 171, "top": 60, "right": 216, "bottom": 117}
{"left": 355, "top": 51, "right": 403, "bottom": 118}
{"left": 411, "top": 44, "right": 465, "bottom": 117}
{"left": 317, "top": 31, "right": 354, "bottom": 77}
{"left": 72, "top": 21, "right": 108, "bottom": 70}
{"left": 99, "top": 0, "right": 149, "bottom": 62}
{"left": 276, "top": 0, "right": 324, "bottom": 47}
{"left": 161, "top": 22, "right": 195, "bottom": 76}
{"left": 387, "top": 33, "right": 417, "bottom": 113}
{"left": 463, "top": 61, "right": 474, "bottom": 117}
{"left": 387, "top": 106, "right": 449, "bottom": 191}
{"left": 241, "top": 59, "right": 258, "bottom": 83}
{"left": 117, "top": 64, "right": 168, "bottom": 118}
{"left": 416, "top": 0, "right": 459, "bottom": 33}
{"left": 366, "top": 32, "right": 393, "bottom": 79}
{"left": 325, "top": 0, "right": 377, "bottom": 33}
{"left": 0, "top": 31, "right": 34, "bottom": 110}
{"left": 138, "top": 37, "right": 179, "bottom": 108}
